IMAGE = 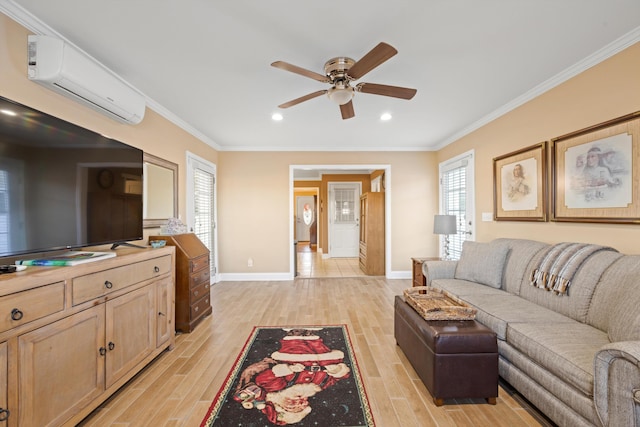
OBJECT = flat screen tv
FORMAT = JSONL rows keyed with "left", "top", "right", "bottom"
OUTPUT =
{"left": 0, "top": 95, "right": 143, "bottom": 259}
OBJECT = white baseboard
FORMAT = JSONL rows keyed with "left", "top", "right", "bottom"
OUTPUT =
{"left": 217, "top": 270, "right": 413, "bottom": 281}
{"left": 386, "top": 270, "right": 412, "bottom": 280}
{"left": 218, "top": 272, "right": 294, "bottom": 282}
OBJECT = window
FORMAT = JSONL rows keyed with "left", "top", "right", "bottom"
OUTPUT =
{"left": 439, "top": 150, "right": 475, "bottom": 260}
{"left": 186, "top": 152, "right": 217, "bottom": 277}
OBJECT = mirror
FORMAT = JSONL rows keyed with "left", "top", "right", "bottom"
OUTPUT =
{"left": 143, "top": 153, "right": 178, "bottom": 228}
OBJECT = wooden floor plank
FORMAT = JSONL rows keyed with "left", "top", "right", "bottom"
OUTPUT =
{"left": 78, "top": 277, "right": 550, "bottom": 426}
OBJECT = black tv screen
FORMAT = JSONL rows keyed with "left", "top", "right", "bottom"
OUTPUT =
{"left": 0, "top": 95, "right": 143, "bottom": 258}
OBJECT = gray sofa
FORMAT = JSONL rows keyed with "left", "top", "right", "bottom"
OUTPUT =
{"left": 422, "top": 238, "right": 640, "bottom": 427}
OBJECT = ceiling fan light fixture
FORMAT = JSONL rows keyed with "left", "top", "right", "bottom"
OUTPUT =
{"left": 327, "top": 86, "right": 354, "bottom": 105}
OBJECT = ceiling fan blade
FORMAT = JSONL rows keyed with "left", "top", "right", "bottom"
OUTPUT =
{"left": 340, "top": 100, "right": 355, "bottom": 120}
{"left": 271, "top": 61, "right": 330, "bottom": 83}
{"left": 278, "top": 90, "right": 327, "bottom": 108}
{"left": 356, "top": 82, "right": 417, "bottom": 100}
{"left": 347, "top": 42, "right": 398, "bottom": 80}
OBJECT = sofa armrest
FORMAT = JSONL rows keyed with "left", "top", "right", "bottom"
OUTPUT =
{"left": 421, "top": 260, "right": 457, "bottom": 286}
{"left": 594, "top": 341, "right": 640, "bottom": 427}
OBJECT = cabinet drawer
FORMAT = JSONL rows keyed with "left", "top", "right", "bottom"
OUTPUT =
{"left": 190, "top": 281, "right": 210, "bottom": 302}
{"left": 0, "top": 282, "right": 65, "bottom": 333}
{"left": 190, "top": 255, "right": 209, "bottom": 273}
{"left": 72, "top": 255, "right": 172, "bottom": 305}
{"left": 191, "top": 268, "right": 210, "bottom": 289}
{"left": 190, "top": 295, "right": 210, "bottom": 320}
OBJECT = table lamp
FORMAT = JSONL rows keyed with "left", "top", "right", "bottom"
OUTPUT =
{"left": 433, "top": 214, "right": 457, "bottom": 260}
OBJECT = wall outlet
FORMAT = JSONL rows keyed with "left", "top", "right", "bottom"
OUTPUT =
{"left": 247, "top": 258, "right": 253, "bottom": 267}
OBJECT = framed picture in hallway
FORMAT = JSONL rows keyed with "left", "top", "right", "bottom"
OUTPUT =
{"left": 551, "top": 111, "right": 640, "bottom": 223}
{"left": 493, "top": 142, "right": 547, "bottom": 221}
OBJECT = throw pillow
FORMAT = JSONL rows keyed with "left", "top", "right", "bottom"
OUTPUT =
{"left": 454, "top": 241, "right": 510, "bottom": 288}
{"left": 607, "top": 274, "right": 640, "bottom": 342}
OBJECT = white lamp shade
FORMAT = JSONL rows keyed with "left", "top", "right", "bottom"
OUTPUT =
{"left": 433, "top": 214, "right": 457, "bottom": 235}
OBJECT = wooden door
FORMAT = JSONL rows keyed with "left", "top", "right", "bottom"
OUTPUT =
{"left": 105, "top": 285, "right": 155, "bottom": 388}
{"left": 0, "top": 342, "right": 6, "bottom": 425}
{"left": 18, "top": 306, "right": 105, "bottom": 427}
{"left": 156, "top": 277, "right": 174, "bottom": 348}
{"left": 295, "top": 196, "right": 315, "bottom": 241}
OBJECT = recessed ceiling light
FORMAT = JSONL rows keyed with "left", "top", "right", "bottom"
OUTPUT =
{"left": 380, "top": 112, "right": 392, "bottom": 121}
{"left": 0, "top": 109, "right": 17, "bottom": 116}
{"left": 272, "top": 112, "right": 283, "bottom": 121}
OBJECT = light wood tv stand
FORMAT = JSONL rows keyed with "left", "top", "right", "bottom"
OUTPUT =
{"left": 0, "top": 246, "right": 175, "bottom": 426}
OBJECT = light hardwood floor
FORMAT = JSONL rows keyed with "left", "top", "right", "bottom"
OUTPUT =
{"left": 78, "top": 276, "right": 554, "bottom": 427}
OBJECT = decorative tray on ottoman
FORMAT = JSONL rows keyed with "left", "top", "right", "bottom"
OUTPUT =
{"left": 403, "top": 287, "right": 477, "bottom": 321}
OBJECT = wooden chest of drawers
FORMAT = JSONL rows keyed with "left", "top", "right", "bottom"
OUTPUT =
{"left": 149, "top": 234, "right": 212, "bottom": 332}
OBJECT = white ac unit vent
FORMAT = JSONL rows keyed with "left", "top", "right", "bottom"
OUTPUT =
{"left": 27, "top": 35, "right": 145, "bottom": 125}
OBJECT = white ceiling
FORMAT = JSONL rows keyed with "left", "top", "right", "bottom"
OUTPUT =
{"left": 2, "top": 1, "right": 639, "bottom": 152}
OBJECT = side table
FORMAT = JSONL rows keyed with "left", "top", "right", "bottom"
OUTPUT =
{"left": 411, "top": 257, "right": 441, "bottom": 287}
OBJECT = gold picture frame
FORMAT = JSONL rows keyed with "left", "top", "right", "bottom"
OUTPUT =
{"left": 551, "top": 112, "right": 640, "bottom": 223}
{"left": 493, "top": 142, "right": 547, "bottom": 221}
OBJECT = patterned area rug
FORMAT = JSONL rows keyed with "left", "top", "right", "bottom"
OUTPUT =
{"left": 200, "top": 325, "right": 375, "bottom": 426}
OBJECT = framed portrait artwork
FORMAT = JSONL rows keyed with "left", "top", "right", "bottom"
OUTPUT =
{"left": 551, "top": 111, "right": 640, "bottom": 223}
{"left": 493, "top": 142, "right": 547, "bottom": 221}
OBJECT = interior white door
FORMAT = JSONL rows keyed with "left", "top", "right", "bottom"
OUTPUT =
{"left": 295, "top": 196, "right": 314, "bottom": 241}
{"left": 328, "top": 183, "right": 360, "bottom": 257}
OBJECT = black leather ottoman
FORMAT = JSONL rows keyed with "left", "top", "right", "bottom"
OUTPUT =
{"left": 394, "top": 295, "right": 498, "bottom": 406}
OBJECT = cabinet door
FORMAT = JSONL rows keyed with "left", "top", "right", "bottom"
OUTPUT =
{"left": 105, "top": 285, "right": 155, "bottom": 388}
{"left": 156, "top": 277, "right": 173, "bottom": 347}
{"left": 0, "top": 342, "right": 7, "bottom": 425}
{"left": 18, "top": 306, "right": 105, "bottom": 427}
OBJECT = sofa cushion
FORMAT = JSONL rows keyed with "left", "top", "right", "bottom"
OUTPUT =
{"left": 506, "top": 322, "right": 609, "bottom": 396}
{"left": 493, "top": 238, "right": 550, "bottom": 295}
{"left": 454, "top": 241, "right": 510, "bottom": 288}
{"left": 607, "top": 275, "right": 640, "bottom": 342}
{"left": 430, "top": 278, "right": 507, "bottom": 298}
{"left": 518, "top": 249, "right": 622, "bottom": 324}
{"left": 458, "top": 294, "right": 575, "bottom": 340}
{"left": 587, "top": 255, "right": 640, "bottom": 339}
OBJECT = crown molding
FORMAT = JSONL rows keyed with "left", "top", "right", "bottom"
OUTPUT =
{"left": 433, "top": 25, "right": 640, "bottom": 151}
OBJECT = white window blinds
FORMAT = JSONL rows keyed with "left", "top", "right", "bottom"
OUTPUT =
{"left": 193, "top": 168, "right": 214, "bottom": 251}
{"left": 440, "top": 151, "right": 474, "bottom": 260}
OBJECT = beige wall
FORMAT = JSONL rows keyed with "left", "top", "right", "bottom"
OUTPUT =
{"left": 0, "top": 14, "right": 219, "bottom": 241}
{"left": 218, "top": 151, "right": 438, "bottom": 275}
{"left": 7, "top": 10, "right": 636, "bottom": 277}
{"left": 437, "top": 42, "right": 640, "bottom": 254}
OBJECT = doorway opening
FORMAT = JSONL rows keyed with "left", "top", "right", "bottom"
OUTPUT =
{"left": 290, "top": 164, "right": 390, "bottom": 279}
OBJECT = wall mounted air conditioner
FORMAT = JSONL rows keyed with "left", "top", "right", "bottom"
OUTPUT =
{"left": 27, "top": 35, "right": 145, "bottom": 125}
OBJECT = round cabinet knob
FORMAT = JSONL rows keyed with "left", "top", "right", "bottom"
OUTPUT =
{"left": 104, "top": 280, "right": 113, "bottom": 289}
{"left": 11, "top": 308, "right": 24, "bottom": 321}
{"left": 0, "top": 407, "right": 10, "bottom": 421}
{"left": 108, "top": 342, "right": 115, "bottom": 351}
{"left": 154, "top": 266, "right": 160, "bottom": 273}
{"left": 99, "top": 347, "right": 107, "bottom": 356}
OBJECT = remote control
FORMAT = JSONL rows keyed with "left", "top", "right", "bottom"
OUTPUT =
{"left": 0, "top": 265, "right": 17, "bottom": 273}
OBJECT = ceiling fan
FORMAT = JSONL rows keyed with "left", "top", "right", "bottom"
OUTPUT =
{"left": 271, "top": 42, "right": 417, "bottom": 120}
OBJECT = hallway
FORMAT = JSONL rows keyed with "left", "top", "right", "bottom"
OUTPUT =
{"left": 296, "top": 241, "right": 366, "bottom": 278}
